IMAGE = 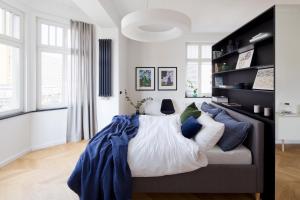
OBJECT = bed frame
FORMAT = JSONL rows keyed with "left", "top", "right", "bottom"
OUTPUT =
{"left": 132, "top": 104, "right": 264, "bottom": 199}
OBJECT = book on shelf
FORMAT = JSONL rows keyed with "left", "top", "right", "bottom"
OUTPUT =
{"left": 212, "top": 96, "right": 228, "bottom": 103}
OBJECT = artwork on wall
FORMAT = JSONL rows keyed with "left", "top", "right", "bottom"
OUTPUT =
{"left": 236, "top": 49, "right": 254, "bottom": 69}
{"left": 135, "top": 67, "right": 155, "bottom": 91}
{"left": 252, "top": 68, "right": 274, "bottom": 90}
{"left": 158, "top": 67, "right": 177, "bottom": 91}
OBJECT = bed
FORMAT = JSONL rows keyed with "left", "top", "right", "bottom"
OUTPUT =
{"left": 132, "top": 104, "right": 264, "bottom": 198}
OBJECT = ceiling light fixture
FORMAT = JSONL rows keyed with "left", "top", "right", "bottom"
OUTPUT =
{"left": 121, "top": 1, "right": 191, "bottom": 42}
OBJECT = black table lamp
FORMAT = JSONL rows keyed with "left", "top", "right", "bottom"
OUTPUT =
{"left": 160, "top": 99, "right": 175, "bottom": 115}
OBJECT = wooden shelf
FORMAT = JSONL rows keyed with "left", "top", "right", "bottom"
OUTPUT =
{"left": 213, "top": 65, "right": 274, "bottom": 75}
{"left": 212, "top": 44, "right": 254, "bottom": 62}
{"left": 213, "top": 101, "right": 274, "bottom": 123}
{"left": 212, "top": 50, "right": 238, "bottom": 61}
{"left": 213, "top": 87, "right": 274, "bottom": 93}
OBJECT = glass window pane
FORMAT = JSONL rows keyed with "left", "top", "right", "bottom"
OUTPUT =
{"left": 41, "top": 24, "right": 48, "bottom": 45}
{"left": 0, "top": 8, "right": 4, "bottom": 34}
{"left": 13, "top": 14, "right": 20, "bottom": 39}
{"left": 49, "top": 25, "right": 56, "bottom": 46}
{"left": 5, "top": 11, "right": 13, "bottom": 37}
{"left": 186, "top": 62, "right": 199, "bottom": 97}
{"left": 41, "top": 52, "right": 63, "bottom": 106}
{"left": 187, "top": 45, "right": 198, "bottom": 59}
{"left": 200, "top": 62, "right": 212, "bottom": 95}
{"left": 201, "top": 45, "right": 212, "bottom": 59}
{"left": 56, "top": 27, "right": 63, "bottom": 47}
{"left": 0, "top": 43, "right": 20, "bottom": 112}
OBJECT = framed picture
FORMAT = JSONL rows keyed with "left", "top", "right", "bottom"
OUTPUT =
{"left": 135, "top": 67, "right": 155, "bottom": 91}
{"left": 252, "top": 68, "right": 274, "bottom": 90}
{"left": 236, "top": 49, "right": 254, "bottom": 69}
{"left": 158, "top": 67, "right": 177, "bottom": 91}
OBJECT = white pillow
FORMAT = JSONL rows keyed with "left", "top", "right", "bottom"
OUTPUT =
{"left": 194, "top": 113, "right": 225, "bottom": 152}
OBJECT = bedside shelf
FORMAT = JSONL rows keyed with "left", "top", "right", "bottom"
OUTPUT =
{"left": 213, "top": 87, "right": 274, "bottom": 93}
{"left": 213, "top": 102, "right": 274, "bottom": 123}
{"left": 213, "top": 65, "right": 274, "bottom": 75}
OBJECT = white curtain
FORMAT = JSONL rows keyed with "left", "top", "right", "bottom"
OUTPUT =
{"left": 67, "top": 20, "right": 97, "bottom": 142}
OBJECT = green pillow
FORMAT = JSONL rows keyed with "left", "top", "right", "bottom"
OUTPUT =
{"left": 180, "top": 102, "right": 201, "bottom": 123}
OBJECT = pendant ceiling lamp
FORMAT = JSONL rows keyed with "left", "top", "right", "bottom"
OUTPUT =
{"left": 121, "top": 1, "right": 191, "bottom": 42}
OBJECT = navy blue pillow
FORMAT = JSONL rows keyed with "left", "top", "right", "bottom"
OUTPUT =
{"left": 201, "top": 102, "right": 223, "bottom": 118}
{"left": 181, "top": 116, "right": 202, "bottom": 139}
{"left": 215, "top": 110, "right": 251, "bottom": 151}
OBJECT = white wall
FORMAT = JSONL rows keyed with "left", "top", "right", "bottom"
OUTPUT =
{"left": 126, "top": 33, "right": 225, "bottom": 114}
{"left": 95, "top": 27, "right": 130, "bottom": 129}
{"left": 0, "top": 115, "right": 31, "bottom": 167}
{"left": 96, "top": 27, "right": 120, "bottom": 130}
{"left": 30, "top": 109, "right": 68, "bottom": 150}
{"left": 275, "top": 5, "right": 300, "bottom": 143}
{"left": 0, "top": 109, "right": 68, "bottom": 167}
{"left": 0, "top": 0, "right": 95, "bottom": 166}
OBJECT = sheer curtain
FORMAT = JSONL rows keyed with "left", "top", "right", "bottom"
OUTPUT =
{"left": 67, "top": 20, "right": 97, "bottom": 142}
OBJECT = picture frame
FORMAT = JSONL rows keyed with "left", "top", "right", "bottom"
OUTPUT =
{"left": 236, "top": 49, "right": 254, "bottom": 69}
{"left": 252, "top": 68, "right": 274, "bottom": 90}
{"left": 158, "top": 67, "right": 177, "bottom": 91}
{"left": 135, "top": 67, "right": 155, "bottom": 91}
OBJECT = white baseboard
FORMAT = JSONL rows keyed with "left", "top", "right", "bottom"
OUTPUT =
{"left": 0, "top": 148, "right": 31, "bottom": 168}
{"left": 31, "top": 139, "right": 66, "bottom": 151}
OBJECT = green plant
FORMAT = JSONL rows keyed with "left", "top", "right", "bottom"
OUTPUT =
{"left": 124, "top": 90, "right": 153, "bottom": 113}
{"left": 187, "top": 80, "right": 198, "bottom": 97}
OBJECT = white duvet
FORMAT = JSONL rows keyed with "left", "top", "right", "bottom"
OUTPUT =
{"left": 128, "top": 114, "right": 208, "bottom": 177}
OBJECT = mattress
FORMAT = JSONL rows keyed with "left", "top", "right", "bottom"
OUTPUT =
{"left": 206, "top": 145, "right": 252, "bottom": 164}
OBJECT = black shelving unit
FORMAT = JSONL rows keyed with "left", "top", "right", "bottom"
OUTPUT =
{"left": 211, "top": 6, "right": 275, "bottom": 200}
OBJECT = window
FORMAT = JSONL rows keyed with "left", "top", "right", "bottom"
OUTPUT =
{"left": 0, "top": 4, "right": 23, "bottom": 116}
{"left": 37, "top": 19, "right": 69, "bottom": 109}
{"left": 185, "top": 43, "right": 212, "bottom": 97}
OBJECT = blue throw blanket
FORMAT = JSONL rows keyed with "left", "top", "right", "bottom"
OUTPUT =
{"left": 67, "top": 115, "right": 139, "bottom": 200}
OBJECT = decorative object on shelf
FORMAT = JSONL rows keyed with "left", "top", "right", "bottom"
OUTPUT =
{"left": 249, "top": 32, "right": 272, "bottom": 44}
{"left": 226, "top": 40, "right": 234, "bottom": 53}
{"left": 234, "top": 40, "right": 240, "bottom": 50}
{"left": 160, "top": 99, "right": 175, "bottom": 115}
{"left": 221, "top": 63, "right": 230, "bottom": 71}
{"left": 124, "top": 89, "right": 153, "bottom": 114}
{"left": 252, "top": 68, "right": 274, "bottom": 90}
{"left": 186, "top": 80, "right": 198, "bottom": 97}
{"left": 158, "top": 67, "right": 177, "bottom": 90}
{"left": 254, "top": 105, "right": 261, "bottom": 114}
{"left": 214, "top": 63, "right": 219, "bottom": 72}
{"left": 236, "top": 49, "right": 254, "bottom": 69}
{"left": 121, "top": 0, "right": 191, "bottom": 42}
{"left": 212, "top": 96, "right": 228, "bottom": 103}
{"left": 214, "top": 77, "right": 223, "bottom": 87}
{"left": 212, "top": 51, "right": 222, "bottom": 59}
{"left": 264, "top": 107, "right": 272, "bottom": 117}
{"left": 135, "top": 67, "right": 155, "bottom": 91}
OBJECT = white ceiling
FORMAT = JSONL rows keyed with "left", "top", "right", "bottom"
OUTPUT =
{"left": 112, "top": 0, "right": 300, "bottom": 33}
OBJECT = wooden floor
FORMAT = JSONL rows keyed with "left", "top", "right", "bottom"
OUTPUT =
{"left": 0, "top": 142, "right": 299, "bottom": 200}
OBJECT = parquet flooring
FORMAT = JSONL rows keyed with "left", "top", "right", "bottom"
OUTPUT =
{"left": 0, "top": 142, "right": 299, "bottom": 200}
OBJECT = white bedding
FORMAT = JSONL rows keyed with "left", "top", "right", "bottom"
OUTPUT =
{"left": 206, "top": 145, "right": 252, "bottom": 164}
{"left": 128, "top": 114, "right": 208, "bottom": 177}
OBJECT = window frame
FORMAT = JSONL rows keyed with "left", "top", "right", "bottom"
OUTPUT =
{"left": 36, "top": 18, "right": 69, "bottom": 110}
{"left": 185, "top": 42, "right": 213, "bottom": 98}
{"left": 0, "top": 2, "right": 24, "bottom": 117}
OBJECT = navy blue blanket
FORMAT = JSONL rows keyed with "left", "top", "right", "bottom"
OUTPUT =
{"left": 67, "top": 115, "right": 139, "bottom": 200}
